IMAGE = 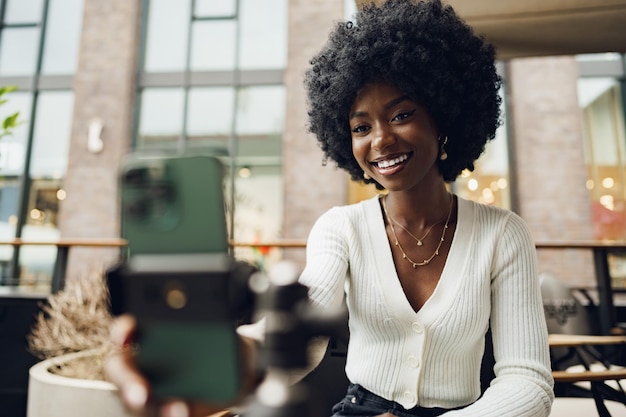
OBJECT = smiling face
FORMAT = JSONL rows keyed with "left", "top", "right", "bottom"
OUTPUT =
{"left": 349, "top": 82, "right": 442, "bottom": 193}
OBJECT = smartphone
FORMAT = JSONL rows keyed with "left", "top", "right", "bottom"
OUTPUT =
{"left": 107, "top": 152, "right": 242, "bottom": 404}
{"left": 119, "top": 152, "right": 228, "bottom": 257}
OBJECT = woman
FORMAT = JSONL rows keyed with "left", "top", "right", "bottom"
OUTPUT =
{"left": 106, "top": 1, "right": 554, "bottom": 416}
{"left": 299, "top": 1, "right": 553, "bottom": 415}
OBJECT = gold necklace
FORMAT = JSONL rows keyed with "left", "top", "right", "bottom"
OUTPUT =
{"left": 386, "top": 207, "right": 449, "bottom": 246}
{"left": 382, "top": 194, "right": 454, "bottom": 269}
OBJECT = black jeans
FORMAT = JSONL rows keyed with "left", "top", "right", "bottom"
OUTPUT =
{"left": 331, "top": 384, "right": 461, "bottom": 417}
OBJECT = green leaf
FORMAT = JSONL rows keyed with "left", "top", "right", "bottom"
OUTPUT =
{"left": 3, "top": 112, "right": 20, "bottom": 130}
{"left": 0, "top": 86, "right": 22, "bottom": 141}
{"left": 0, "top": 85, "right": 17, "bottom": 96}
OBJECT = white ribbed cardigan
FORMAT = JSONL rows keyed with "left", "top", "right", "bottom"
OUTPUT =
{"left": 299, "top": 195, "right": 554, "bottom": 416}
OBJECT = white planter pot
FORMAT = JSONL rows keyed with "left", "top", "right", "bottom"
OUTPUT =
{"left": 27, "top": 350, "right": 133, "bottom": 417}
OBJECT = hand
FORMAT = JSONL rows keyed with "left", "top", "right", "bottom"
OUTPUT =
{"left": 104, "top": 315, "right": 233, "bottom": 417}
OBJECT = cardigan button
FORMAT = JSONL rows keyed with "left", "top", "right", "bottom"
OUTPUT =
{"left": 411, "top": 322, "right": 423, "bottom": 333}
{"left": 407, "top": 355, "right": 420, "bottom": 368}
{"left": 403, "top": 391, "right": 416, "bottom": 404}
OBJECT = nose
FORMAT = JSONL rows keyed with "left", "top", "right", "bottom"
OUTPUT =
{"left": 372, "top": 123, "right": 396, "bottom": 150}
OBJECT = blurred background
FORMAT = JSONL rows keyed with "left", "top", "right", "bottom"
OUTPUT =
{"left": 0, "top": 0, "right": 623, "bottom": 290}
{"left": 0, "top": 0, "right": 625, "bottom": 415}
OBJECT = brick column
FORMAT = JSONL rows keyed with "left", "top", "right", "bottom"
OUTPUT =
{"left": 57, "top": 0, "right": 141, "bottom": 281}
{"left": 508, "top": 56, "right": 595, "bottom": 287}
{"left": 282, "top": 0, "right": 347, "bottom": 265}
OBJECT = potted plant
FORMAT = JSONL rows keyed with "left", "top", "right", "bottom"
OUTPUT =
{"left": 26, "top": 273, "right": 133, "bottom": 417}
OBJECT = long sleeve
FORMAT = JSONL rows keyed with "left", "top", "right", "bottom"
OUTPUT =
{"left": 443, "top": 208, "right": 554, "bottom": 416}
{"left": 299, "top": 206, "right": 351, "bottom": 310}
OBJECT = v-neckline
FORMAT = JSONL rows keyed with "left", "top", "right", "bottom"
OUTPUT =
{"left": 368, "top": 194, "right": 474, "bottom": 322}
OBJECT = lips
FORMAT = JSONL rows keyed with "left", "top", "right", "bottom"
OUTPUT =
{"left": 370, "top": 152, "right": 411, "bottom": 174}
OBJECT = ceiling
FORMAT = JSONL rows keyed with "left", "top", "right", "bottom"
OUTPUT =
{"left": 355, "top": 0, "right": 626, "bottom": 60}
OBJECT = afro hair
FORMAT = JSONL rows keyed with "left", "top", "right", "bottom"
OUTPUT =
{"left": 304, "top": 0, "right": 502, "bottom": 186}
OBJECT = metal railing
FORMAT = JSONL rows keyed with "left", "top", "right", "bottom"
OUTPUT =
{"left": 0, "top": 238, "right": 127, "bottom": 293}
{"left": 0, "top": 237, "right": 623, "bottom": 333}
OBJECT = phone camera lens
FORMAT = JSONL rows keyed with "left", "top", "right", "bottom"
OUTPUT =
{"left": 150, "top": 183, "right": 174, "bottom": 201}
{"left": 124, "top": 168, "right": 148, "bottom": 186}
{"left": 126, "top": 197, "right": 150, "bottom": 219}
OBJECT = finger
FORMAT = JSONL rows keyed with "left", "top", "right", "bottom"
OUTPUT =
{"left": 105, "top": 348, "right": 150, "bottom": 413}
{"left": 159, "top": 401, "right": 189, "bottom": 417}
{"left": 159, "top": 400, "right": 230, "bottom": 417}
{"left": 105, "top": 315, "right": 150, "bottom": 413}
{"left": 110, "top": 314, "right": 137, "bottom": 347}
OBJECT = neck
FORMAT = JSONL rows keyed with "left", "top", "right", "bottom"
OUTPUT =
{"left": 383, "top": 185, "right": 451, "bottom": 229}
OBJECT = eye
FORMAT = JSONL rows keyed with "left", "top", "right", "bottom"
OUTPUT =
{"left": 391, "top": 109, "right": 416, "bottom": 122}
{"left": 351, "top": 124, "right": 370, "bottom": 134}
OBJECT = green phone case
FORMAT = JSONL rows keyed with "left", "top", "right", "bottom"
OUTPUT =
{"left": 117, "top": 153, "right": 241, "bottom": 404}
{"left": 139, "top": 320, "right": 240, "bottom": 402}
{"left": 120, "top": 153, "right": 228, "bottom": 256}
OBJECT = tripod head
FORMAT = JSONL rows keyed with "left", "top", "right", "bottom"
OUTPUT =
{"left": 245, "top": 262, "right": 347, "bottom": 417}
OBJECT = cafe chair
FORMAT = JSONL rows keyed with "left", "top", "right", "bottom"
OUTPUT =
{"left": 540, "top": 273, "right": 626, "bottom": 417}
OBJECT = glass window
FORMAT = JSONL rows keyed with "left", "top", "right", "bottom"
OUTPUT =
{"left": 578, "top": 70, "right": 626, "bottom": 289}
{"left": 190, "top": 20, "right": 237, "bottom": 71}
{"left": 17, "top": 90, "right": 73, "bottom": 285}
{"left": 454, "top": 91, "right": 510, "bottom": 209}
{"left": 144, "top": 0, "right": 287, "bottom": 73}
{"left": 20, "top": 179, "right": 61, "bottom": 286}
{"left": 0, "top": 179, "right": 19, "bottom": 280}
{"left": 29, "top": 91, "right": 74, "bottom": 178}
{"left": 236, "top": 85, "right": 285, "bottom": 135}
{"left": 454, "top": 128, "right": 511, "bottom": 208}
{"left": 239, "top": 0, "right": 287, "bottom": 70}
{"left": 0, "top": 89, "right": 30, "bottom": 273}
{"left": 233, "top": 167, "right": 283, "bottom": 243}
{"left": 232, "top": 86, "right": 284, "bottom": 246}
{"left": 137, "top": 88, "right": 185, "bottom": 148}
{"left": 0, "top": 180, "right": 19, "bottom": 235}
{"left": 42, "top": 0, "right": 84, "bottom": 74}
{"left": 143, "top": 0, "right": 190, "bottom": 72}
{"left": 25, "top": 179, "right": 63, "bottom": 227}
{"left": 138, "top": 0, "right": 287, "bottom": 257}
{"left": 0, "top": 28, "right": 41, "bottom": 76}
{"left": 187, "top": 87, "right": 235, "bottom": 137}
{"left": 5, "top": 0, "right": 43, "bottom": 24}
{"left": 0, "top": 91, "right": 31, "bottom": 175}
{"left": 578, "top": 78, "right": 626, "bottom": 240}
{"left": 195, "top": 0, "right": 236, "bottom": 17}
{"left": 0, "top": 0, "right": 83, "bottom": 287}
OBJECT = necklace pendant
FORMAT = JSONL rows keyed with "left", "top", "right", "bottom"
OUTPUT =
{"left": 382, "top": 194, "right": 454, "bottom": 272}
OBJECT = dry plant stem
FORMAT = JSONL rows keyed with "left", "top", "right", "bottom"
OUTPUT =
{"left": 28, "top": 273, "right": 115, "bottom": 380}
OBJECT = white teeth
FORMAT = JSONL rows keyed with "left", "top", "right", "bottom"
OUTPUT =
{"left": 376, "top": 154, "right": 408, "bottom": 169}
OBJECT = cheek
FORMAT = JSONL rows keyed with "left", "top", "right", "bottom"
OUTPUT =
{"left": 351, "top": 137, "right": 368, "bottom": 163}
{"left": 408, "top": 127, "right": 439, "bottom": 155}
{"left": 351, "top": 141, "right": 371, "bottom": 172}
{"left": 422, "top": 140, "right": 440, "bottom": 165}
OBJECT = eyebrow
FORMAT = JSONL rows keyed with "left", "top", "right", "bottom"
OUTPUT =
{"left": 349, "top": 94, "right": 412, "bottom": 120}
{"left": 385, "top": 95, "right": 411, "bottom": 110}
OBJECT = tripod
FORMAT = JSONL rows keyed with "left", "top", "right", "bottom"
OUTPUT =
{"left": 244, "top": 262, "right": 348, "bottom": 417}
